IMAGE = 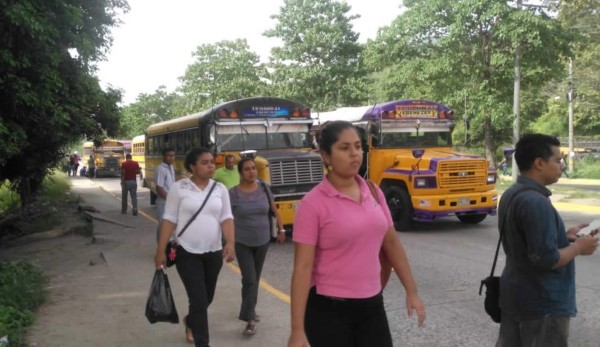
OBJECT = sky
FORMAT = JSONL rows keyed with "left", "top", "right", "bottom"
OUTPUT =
{"left": 96, "top": 0, "right": 404, "bottom": 105}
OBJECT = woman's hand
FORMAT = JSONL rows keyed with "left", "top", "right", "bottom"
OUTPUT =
{"left": 287, "top": 331, "right": 309, "bottom": 347}
{"left": 154, "top": 248, "right": 166, "bottom": 269}
{"left": 406, "top": 293, "right": 426, "bottom": 327}
{"left": 223, "top": 242, "right": 235, "bottom": 263}
{"left": 276, "top": 231, "right": 286, "bottom": 244}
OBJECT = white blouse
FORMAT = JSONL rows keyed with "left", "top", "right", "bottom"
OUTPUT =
{"left": 163, "top": 178, "right": 233, "bottom": 254}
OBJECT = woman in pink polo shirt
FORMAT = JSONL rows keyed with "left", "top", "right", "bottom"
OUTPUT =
{"left": 287, "top": 121, "right": 426, "bottom": 347}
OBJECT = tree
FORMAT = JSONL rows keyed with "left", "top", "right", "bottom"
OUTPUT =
{"left": 363, "top": 0, "right": 571, "bottom": 164}
{"left": 120, "top": 86, "right": 182, "bottom": 138}
{"left": 264, "top": 0, "right": 366, "bottom": 111}
{"left": 0, "top": 0, "right": 129, "bottom": 205}
{"left": 178, "top": 39, "right": 268, "bottom": 114}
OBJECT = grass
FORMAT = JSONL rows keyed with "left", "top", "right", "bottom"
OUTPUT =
{"left": 0, "top": 182, "right": 19, "bottom": 215}
{"left": 0, "top": 261, "right": 46, "bottom": 347}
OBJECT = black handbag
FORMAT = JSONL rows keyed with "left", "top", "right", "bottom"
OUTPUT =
{"left": 165, "top": 181, "right": 217, "bottom": 267}
{"left": 479, "top": 186, "right": 534, "bottom": 323}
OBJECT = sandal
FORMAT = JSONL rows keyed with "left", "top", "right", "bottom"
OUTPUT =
{"left": 184, "top": 315, "right": 194, "bottom": 343}
{"left": 242, "top": 323, "right": 257, "bottom": 336}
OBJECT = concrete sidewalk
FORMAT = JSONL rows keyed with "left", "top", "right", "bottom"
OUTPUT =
{"left": 25, "top": 178, "right": 290, "bottom": 347}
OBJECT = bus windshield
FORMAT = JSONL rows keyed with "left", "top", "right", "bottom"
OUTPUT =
{"left": 379, "top": 129, "right": 452, "bottom": 148}
{"left": 217, "top": 124, "right": 310, "bottom": 151}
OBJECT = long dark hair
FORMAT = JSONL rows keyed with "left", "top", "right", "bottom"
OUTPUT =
{"left": 317, "top": 120, "right": 357, "bottom": 155}
{"left": 237, "top": 157, "right": 255, "bottom": 174}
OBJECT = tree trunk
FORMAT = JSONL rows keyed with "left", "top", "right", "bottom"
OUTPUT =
{"left": 484, "top": 115, "right": 495, "bottom": 167}
{"left": 19, "top": 176, "right": 32, "bottom": 207}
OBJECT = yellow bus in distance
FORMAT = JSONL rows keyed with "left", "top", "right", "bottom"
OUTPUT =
{"left": 144, "top": 97, "right": 323, "bottom": 227}
{"left": 131, "top": 135, "right": 145, "bottom": 178}
{"left": 83, "top": 139, "right": 125, "bottom": 178}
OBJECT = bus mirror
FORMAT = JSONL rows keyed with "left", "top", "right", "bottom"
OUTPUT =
{"left": 412, "top": 149, "right": 425, "bottom": 158}
{"left": 371, "top": 136, "right": 380, "bottom": 148}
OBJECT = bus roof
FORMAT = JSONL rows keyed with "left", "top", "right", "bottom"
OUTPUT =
{"left": 360, "top": 99, "right": 454, "bottom": 121}
{"left": 132, "top": 134, "right": 146, "bottom": 142}
{"left": 147, "top": 97, "right": 310, "bottom": 135}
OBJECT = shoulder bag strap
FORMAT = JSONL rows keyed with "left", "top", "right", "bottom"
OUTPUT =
{"left": 176, "top": 181, "right": 218, "bottom": 238}
{"left": 366, "top": 180, "right": 380, "bottom": 204}
{"left": 259, "top": 180, "right": 274, "bottom": 214}
{"left": 489, "top": 186, "right": 537, "bottom": 277}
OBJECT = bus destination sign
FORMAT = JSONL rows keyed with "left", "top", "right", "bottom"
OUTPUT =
{"left": 244, "top": 106, "right": 289, "bottom": 119}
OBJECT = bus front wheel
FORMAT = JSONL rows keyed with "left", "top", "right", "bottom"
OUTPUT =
{"left": 384, "top": 186, "right": 413, "bottom": 231}
{"left": 457, "top": 213, "right": 487, "bottom": 224}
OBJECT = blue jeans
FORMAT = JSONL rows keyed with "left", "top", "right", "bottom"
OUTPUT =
{"left": 121, "top": 180, "right": 137, "bottom": 212}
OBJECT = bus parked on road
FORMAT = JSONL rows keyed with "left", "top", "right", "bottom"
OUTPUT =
{"left": 144, "top": 97, "right": 323, "bottom": 228}
{"left": 131, "top": 135, "right": 145, "bottom": 178}
{"left": 83, "top": 139, "right": 125, "bottom": 178}
{"left": 320, "top": 99, "right": 498, "bottom": 230}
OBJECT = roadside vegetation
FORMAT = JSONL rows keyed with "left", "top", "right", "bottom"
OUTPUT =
{"left": 0, "top": 261, "right": 46, "bottom": 347}
{"left": 0, "top": 171, "right": 72, "bottom": 244}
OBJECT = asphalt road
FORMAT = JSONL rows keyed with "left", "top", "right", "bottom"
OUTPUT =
{"left": 95, "top": 177, "right": 600, "bottom": 347}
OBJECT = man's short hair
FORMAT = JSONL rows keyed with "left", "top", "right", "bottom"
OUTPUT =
{"left": 126, "top": 153, "right": 132, "bottom": 159}
{"left": 515, "top": 134, "right": 560, "bottom": 172}
{"left": 162, "top": 147, "right": 175, "bottom": 156}
{"left": 225, "top": 154, "right": 235, "bottom": 161}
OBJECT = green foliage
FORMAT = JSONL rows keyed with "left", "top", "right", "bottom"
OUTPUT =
{"left": 573, "top": 156, "right": 600, "bottom": 179}
{"left": 178, "top": 39, "right": 268, "bottom": 114}
{"left": 119, "top": 86, "right": 182, "bottom": 138}
{"left": 0, "top": 261, "right": 46, "bottom": 346}
{"left": 0, "top": 0, "right": 129, "bottom": 206}
{"left": 265, "top": 0, "right": 366, "bottom": 110}
{"left": 0, "top": 181, "right": 20, "bottom": 215}
{"left": 363, "top": 0, "right": 571, "bottom": 164}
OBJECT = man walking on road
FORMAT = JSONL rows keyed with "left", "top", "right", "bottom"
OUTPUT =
{"left": 496, "top": 134, "right": 599, "bottom": 347}
{"left": 214, "top": 154, "right": 239, "bottom": 189}
{"left": 121, "top": 153, "right": 143, "bottom": 216}
{"left": 155, "top": 148, "right": 175, "bottom": 241}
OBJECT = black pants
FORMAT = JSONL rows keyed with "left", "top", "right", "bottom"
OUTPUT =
{"left": 305, "top": 286, "right": 393, "bottom": 347}
{"left": 175, "top": 247, "right": 223, "bottom": 347}
{"left": 235, "top": 242, "right": 269, "bottom": 322}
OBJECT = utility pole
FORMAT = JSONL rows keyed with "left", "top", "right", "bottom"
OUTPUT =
{"left": 567, "top": 57, "right": 575, "bottom": 172}
{"left": 512, "top": 0, "right": 523, "bottom": 182}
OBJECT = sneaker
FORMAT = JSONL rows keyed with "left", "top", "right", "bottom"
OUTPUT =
{"left": 242, "top": 323, "right": 256, "bottom": 336}
{"left": 132, "top": 209, "right": 138, "bottom": 216}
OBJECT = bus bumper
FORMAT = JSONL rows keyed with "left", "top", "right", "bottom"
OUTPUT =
{"left": 410, "top": 190, "right": 498, "bottom": 221}
{"left": 274, "top": 200, "right": 299, "bottom": 226}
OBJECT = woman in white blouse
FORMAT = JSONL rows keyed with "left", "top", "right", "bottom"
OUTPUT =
{"left": 155, "top": 147, "right": 235, "bottom": 346}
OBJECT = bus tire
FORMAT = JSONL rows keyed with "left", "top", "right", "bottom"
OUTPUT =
{"left": 150, "top": 191, "right": 157, "bottom": 206}
{"left": 384, "top": 186, "right": 413, "bottom": 231}
{"left": 457, "top": 213, "right": 487, "bottom": 224}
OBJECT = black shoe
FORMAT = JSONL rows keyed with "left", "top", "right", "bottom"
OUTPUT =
{"left": 132, "top": 209, "right": 138, "bottom": 216}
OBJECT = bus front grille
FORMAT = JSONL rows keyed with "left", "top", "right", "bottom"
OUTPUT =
{"left": 104, "top": 157, "right": 120, "bottom": 170}
{"left": 438, "top": 160, "right": 487, "bottom": 188}
{"left": 269, "top": 159, "right": 323, "bottom": 186}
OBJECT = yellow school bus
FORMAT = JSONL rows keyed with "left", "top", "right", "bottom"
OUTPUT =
{"left": 339, "top": 99, "right": 497, "bottom": 230}
{"left": 144, "top": 97, "right": 323, "bottom": 227}
{"left": 83, "top": 139, "right": 125, "bottom": 178}
{"left": 131, "top": 135, "right": 146, "bottom": 178}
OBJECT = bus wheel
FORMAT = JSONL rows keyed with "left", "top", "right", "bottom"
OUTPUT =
{"left": 150, "top": 191, "right": 157, "bottom": 206}
{"left": 384, "top": 186, "right": 413, "bottom": 231}
{"left": 457, "top": 213, "right": 487, "bottom": 224}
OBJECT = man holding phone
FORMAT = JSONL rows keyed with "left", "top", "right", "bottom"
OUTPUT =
{"left": 496, "top": 134, "right": 599, "bottom": 347}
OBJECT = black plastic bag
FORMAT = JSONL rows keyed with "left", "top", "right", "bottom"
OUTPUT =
{"left": 479, "top": 276, "right": 501, "bottom": 323}
{"left": 145, "top": 269, "right": 179, "bottom": 324}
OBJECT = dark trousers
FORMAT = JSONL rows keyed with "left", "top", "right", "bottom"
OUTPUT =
{"left": 121, "top": 180, "right": 137, "bottom": 212}
{"left": 175, "top": 247, "right": 223, "bottom": 347}
{"left": 305, "top": 286, "right": 393, "bottom": 347}
{"left": 496, "top": 313, "right": 570, "bottom": 347}
{"left": 235, "top": 242, "right": 269, "bottom": 322}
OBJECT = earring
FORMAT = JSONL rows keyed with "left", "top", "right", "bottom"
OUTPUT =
{"left": 327, "top": 164, "right": 333, "bottom": 171}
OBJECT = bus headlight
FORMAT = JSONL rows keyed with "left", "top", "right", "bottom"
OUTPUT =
{"left": 487, "top": 174, "right": 496, "bottom": 184}
{"left": 414, "top": 177, "right": 437, "bottom": 188}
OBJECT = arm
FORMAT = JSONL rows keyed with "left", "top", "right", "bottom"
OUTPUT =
{"left": 381, "top": 228, "right": 426, "bottom": 326}
{"left": 288, "top": 243, "right": 314, "bottom": 347}
{"left": 219, "top": 183, "right": 235, "bottom": 262}
{"left": 553, "top": 235, "right": 599, "bottom": 269}
{"left": 155, "top": 220, "right": 177, "bottom": 268}
{"left": 156, "top": 166, "right": 168, "bottom": 199}
{"left": 270, "top": 194, "right": 286, "bottom": 243}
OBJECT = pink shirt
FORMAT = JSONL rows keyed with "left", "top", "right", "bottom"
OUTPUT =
{"left": 293, "top": 175, "right": 393, "bottom": 298}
